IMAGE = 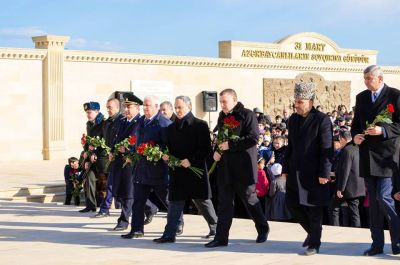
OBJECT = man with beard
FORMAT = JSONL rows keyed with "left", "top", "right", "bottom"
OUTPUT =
{"left": 282, "top": 82, "right": 333, "bottom": 255}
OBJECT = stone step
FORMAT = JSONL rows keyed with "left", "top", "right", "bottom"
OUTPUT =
{"left": 0, "top": 184, "right": 65, "bottom": 198}
{"left": 14, "top": 184, "right": 65, "bottom": 196}
{"left": 9, "top": 192, "right": 66, "bottom": 203}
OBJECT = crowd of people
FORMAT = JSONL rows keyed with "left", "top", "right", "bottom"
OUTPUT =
{"left": 63, "top": 65, "right": 400, "bottom": 256}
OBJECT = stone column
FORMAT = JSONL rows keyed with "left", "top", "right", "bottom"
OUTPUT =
{"left": 32, "top": 35, "right": 70, "bottom": 160}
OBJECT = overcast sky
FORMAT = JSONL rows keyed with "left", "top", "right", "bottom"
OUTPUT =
{"left": 1, "top": 0, "right": 399, "bottom": 65}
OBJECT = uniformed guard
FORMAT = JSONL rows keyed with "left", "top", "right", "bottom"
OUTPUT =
{"left": 79, "top": 101, "right": 107, "bottom": 213}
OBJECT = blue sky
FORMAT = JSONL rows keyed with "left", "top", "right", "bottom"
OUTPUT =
{"left": 1, "top": 0, "right": 399, "bottom": 65}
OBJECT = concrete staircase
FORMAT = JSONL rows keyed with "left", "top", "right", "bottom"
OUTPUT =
{"left": 0, "top": 184, "right": 67, "bottom": 203}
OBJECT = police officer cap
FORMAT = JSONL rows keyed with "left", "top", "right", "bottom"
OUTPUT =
{"left": 123, "top": 93, "right": 143, "bottom": 105}
{"left": 83, "top": 101, "right": 100, "bottom": 111}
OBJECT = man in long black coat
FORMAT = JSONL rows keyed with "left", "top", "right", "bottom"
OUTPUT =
{"left": 205, "top": 88, "right": 268, "bottom": 248}
{"left": 352, "top": 65, "right": 400, "bottom": 256}
{"left": 153, "top": 96, "right": 218, "bottom": 243}
{"left": 282, "top": 82, "right": 333, "bottom": 255}
{"left": 331, "top": 130, "right": 365, "bottom": 227}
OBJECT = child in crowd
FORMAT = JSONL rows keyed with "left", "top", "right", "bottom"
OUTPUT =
{"left": 64, "top": 157, "right": 81, "bottom": 205}
{"left": 269, "top": 163, "right": 291, "bottom": 221}
{"left": 256, "top": 157, "right": 269, "bottom": 215}
{"left": 271, "top": 135, "right": 286, "bottom": 165}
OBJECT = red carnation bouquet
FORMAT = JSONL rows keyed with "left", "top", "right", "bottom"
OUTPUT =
{"left": 137, "top": 141, "right": 204, "bottom": 178}
{"left": 112, "top": 135, "right": 139, "bottom": 167}
{"left": 208, "top": 115, "right": 240, "bottom": 175}
{"left": 365, "top": 103, "right": 394, "bottom": 133}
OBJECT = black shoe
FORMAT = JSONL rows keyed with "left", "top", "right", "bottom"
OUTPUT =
{"left": 304, "top": 247, "right": 319, "bottom": 256}
{"left": 205, "top": 239, "right": 228, "bottom": 248}
{"left": 94, "top": 212, "right": 110, "bottom": 218}
{"left": 121, "top": 231, "right": 144, "bottom": 239}
{"left": 202, "top": 231, "right": 216, "bottom": 239}
{"left": 363, "top": 248, "right": 383, "bottom": 256}
{"left": 393, "top": 243, "right": 400, "bottom": 255}
{"left": 302, "top": 235, "right": 310, "bottom": 247}
{"left": 144, "top": 213, "right": 154, "bottom": 225}
{"left": 79, "top": 208, "right": 96, "bottom": 213}
{"left": 256, "top": 224, "right": 269, "bottom": 243}
{"left": 176, "top": 224, "right": 184, "bottom": 235}
{"left": 153, "top": 236, "right": 176, "bottom": 243}
{"left": 113, "top": 224, "right": 128, "bottom": 231}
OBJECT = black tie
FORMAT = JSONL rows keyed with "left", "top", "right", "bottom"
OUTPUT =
{"left": 144, "top": 118, "right": 151, "bottom": 126}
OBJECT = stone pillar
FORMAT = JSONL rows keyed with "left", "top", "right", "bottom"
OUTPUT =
{"left": 32, "top": 35, "right": 70, "bottom": 160}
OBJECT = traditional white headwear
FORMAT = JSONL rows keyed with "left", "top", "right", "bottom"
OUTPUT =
{"left": 294, "top": 82, "right": 316, "bottom": 100}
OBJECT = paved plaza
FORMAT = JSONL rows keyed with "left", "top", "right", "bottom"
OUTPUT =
{"left": 0, "top": 160, "right": 399, "bottom": 264}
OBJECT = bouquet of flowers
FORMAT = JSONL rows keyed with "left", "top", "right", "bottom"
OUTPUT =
{"left": 120, "top": 136, "right": 141, "bottom": 168}
{"left": 208, "top": 115, "right": 240, "bottom": 175}
{"left": 86, "top": 135, "right": 111, "bottom": 154}
{"left": 137, "top": 141, "right": 204, "bottom": 178}
{"left": 365, "top": 103, "right": 394, "bottom": 133}
{"left": 69, "top": 169, "right": 83, "bottom": 198}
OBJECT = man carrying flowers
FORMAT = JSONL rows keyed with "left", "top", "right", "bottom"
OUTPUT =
{"left": 79, "top": 101, "right": 106, "bottom": 213}
{"left": 205, "top": 89, "right": 269, "bottom": 248}
{"left": 352, "top": 65, "right": 400, "bottom": 256}
{"left": 153, "top": 96, "right": 218, "bottom": 244}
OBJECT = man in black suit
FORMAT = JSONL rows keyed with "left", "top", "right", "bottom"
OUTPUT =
{"left": 330, "top": 130, "right": 365, "bottom": 227}
{"left": 352, "top": 65, "right": 400, "bottom": 256}
{"left": 205, "top": 88, "right": 269, "bottom": 248}
{"left": 282, "top": 82, "right": 333, "bottom": 256}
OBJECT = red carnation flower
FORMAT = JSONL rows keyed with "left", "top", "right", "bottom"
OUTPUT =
{"left": 129, "top": 136, "right": 136, "bottom": 145}
{"left": 81, "top": 134, "right": 86, "bottom": 145}
{"left": 223, "top": 116, "right": 240, "bottom": 129}
{"left": 388, "top": 104, "right": 395, "bottom": 113}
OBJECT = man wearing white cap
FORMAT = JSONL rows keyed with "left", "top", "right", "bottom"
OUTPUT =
{"left": 282, "top": 82, "right": 333, "bottom": 255}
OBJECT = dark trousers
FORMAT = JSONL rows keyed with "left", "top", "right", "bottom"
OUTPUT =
{"left": 287, "top": 197, "right": 323, "bottom": 249}
{"left": 118, "top": 198, "right": 158, "bottom": 228}
{"left": 330, "top": 196, "right": 361, "bottom": 227}
{"left": 215, "top": 183, "right": 268, "bottom": 243}
{"left": 365, "top": 177, "right": 400, "bottom": 250}
{"left": 131, "top": 183, "right": 169, "bottom": 233}
{"left": 163, "top": 199, "right": 217, "bottom": 238}
{"left": 118, "top": 198, "right": 133, "bottom": 228}
{"left": 84, "top": 170, "right": 97, "bottom": 210}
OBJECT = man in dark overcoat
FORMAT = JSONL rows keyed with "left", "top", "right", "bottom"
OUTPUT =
{"left": 352, "top": 65, "right": 400, "bottom": 256}
{"left": 95, "top": 98, "right": 124, "bottom": 217}
{"left": 79, "top": 101, "right": 106, "bottom": 213}
{"left": 108, "top": 94, "right": 140, "bottom": 230}
{"left": 153, "top": 96, "right": 217, "bottom": 243}
{"left": 205, "top": 88, "right": 269, "bottom": 248}
{"left": 122, "top": 95, "right": 173, "bottom": 238}
{"left": 282, "top": 82, "right": 333, "bottom": 255}
{"left": 330, "top": 130, "right": 365, "bottom": 227}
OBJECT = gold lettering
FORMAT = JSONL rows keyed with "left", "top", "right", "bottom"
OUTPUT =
{"left": 294, "top": 42, "right": 302, "bottom": 50}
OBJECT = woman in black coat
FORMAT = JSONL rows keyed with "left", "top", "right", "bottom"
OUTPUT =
{"left": 153, "top": 96, "right": 218, "bottom": 243}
